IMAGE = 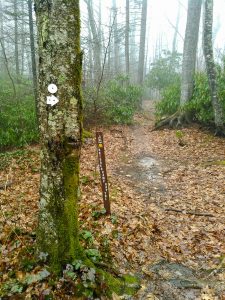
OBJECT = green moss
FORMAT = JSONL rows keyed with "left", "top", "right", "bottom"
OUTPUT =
{"left": 41, "top": 15, "right": 50, "bottom": 44}
{"left": 37, "top": 149, "right": 83, "bottom": 274}
{"left": 123, "top": 274, "right": 140, "bottom": 284}
{"left": 82, "top": 129, "right": 93, "bottom": 139}
{"left": 97, "top": 270, "right": 140, "bottom": 297}
{"left": 203, "top": 160, "right": 225, "bottom": 166}
{"left": 58, "top": 74, "right": 67, "bottom": 84}
{"left": 62, "top": 151, "right": 80, "bottom": 258}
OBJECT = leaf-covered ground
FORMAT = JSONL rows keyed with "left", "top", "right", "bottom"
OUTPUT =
{"left": 0, "top": 112, "right": 225, "bottom": 299}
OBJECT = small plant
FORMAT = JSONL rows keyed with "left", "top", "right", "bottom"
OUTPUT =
{"left": 0, "top": 280, "right": 24, "bottom": 296}
{"left": 155, "top": 83, "right": 180, "bottom": 119}
{"left": 80, "top": 175, "right": 91, "bottom": 185}
{"left": 92, "top": 208, "right": 106, "bottom": 219}
{"left": 85, "top": 249, "right": 102, "bottom": 262}
{"left": 83, "top": 75, "right": 142, "bottom": 125}
{"left": 175, "top": 130, "right": 186, "bottom": 146}
{"left": 110, "top": 214, "right": 118, "bottom": 224}
{"left": 80, "top": 230, "right": 94, "bottom": 245}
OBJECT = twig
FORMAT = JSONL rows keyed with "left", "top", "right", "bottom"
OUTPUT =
{"left": 0, "top": 37, "right": 16, "bottom": 97}
{"left": 0, "top": 181, "right": 13, "bottom": 190}
{"left": 166, "top": 17, "right": 184, "bottom": 41}
{"left": 93, "top": 13, "right": 117, "bottom": 120}
{"left": 164, "top": 208, "right": 215, "bottom": 217}
{"left": 204, "top": 257, "right": 225, "bottom": 279}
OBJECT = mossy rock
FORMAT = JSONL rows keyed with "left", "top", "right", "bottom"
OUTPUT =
{"left": 99, "top": 271, "right": 140, "bottom": 298}
{"left": 63, "top": 256, "right": 140, "bottom": 299}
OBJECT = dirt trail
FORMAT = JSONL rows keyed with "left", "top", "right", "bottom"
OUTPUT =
{"left": 0, "top": 100, "right": 224, "bottom": 299}
{"left": 112, "top": 102, "right": 225, "bottom": 300}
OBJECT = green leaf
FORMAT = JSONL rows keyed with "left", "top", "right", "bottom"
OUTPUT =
{"left": 25, "top": 269, "right": 50, "bottom": 285}
{"left": 85, "top": 249, "right": 101, "bottom": 262}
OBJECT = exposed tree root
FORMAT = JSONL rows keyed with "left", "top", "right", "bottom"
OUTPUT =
{"left": 153, "top": 111, "right": 192, "bottom": 130}
{"left": 214, "top": 125, "right": 225, "bottom": 137}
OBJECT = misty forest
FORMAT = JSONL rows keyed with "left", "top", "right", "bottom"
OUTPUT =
{"left": 0, "top": 0, "right": 225, "bottom": 299}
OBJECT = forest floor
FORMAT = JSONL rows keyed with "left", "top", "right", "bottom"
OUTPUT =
{"left": 0, "top": 102, "right": 225, "bottom": 299}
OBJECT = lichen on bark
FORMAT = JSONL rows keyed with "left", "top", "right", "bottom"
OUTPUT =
{"left": 35, "top": 0, "right": 83, "bottom": 272}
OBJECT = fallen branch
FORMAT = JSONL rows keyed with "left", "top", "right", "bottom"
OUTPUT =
{"left": 164, "top": 208, "right": 214, "bottom": 217}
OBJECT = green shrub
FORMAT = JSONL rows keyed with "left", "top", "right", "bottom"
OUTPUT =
{"left": 187, "top": 71, "right": 225, "bottom": 124}
{"left": 155, "top": 82, "right": 180, "bottom": 119}
{"left": 83, "top": 75, "right": 142, "bottom": 125}
{"left": 0, "top": 77, "right": 39, "bottom": 150}
{"left": 105, "top": 76, "right": 142, "bottom": 124}
{"left": 155, "top": 69, "right": 225, "bottom": 125}
{"left": 186, "top": 73, "right": 213, "bottom": 124}
{"left": 146, "top": 51, "right": 182, "bottom": 91}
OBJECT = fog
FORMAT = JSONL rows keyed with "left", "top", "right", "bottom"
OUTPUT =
{"left": 80, "top": 0, "right": 225, "bottom": 68}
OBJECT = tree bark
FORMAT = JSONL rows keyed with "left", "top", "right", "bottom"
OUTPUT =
{"left": 85, "top": 0, "right": 101, "bottom": 83}
{"left": 13, "top": 0, "right": 20, "bottom": 80}
{"left": 180, "top": 0, "right": 202, "bottom": 105}
{"left": 0, "top": 38, "right": 16, "bottom": 96}
{"left": 112, "top": 0, "right": 119, "bottom": 75}
{"left": 137, "top": 0, "right": 147, "bottom": 85}
{"left": 28, "top": 0, "right": 38, "bottom": 113}
{"left": 88, "top": 21, "right": 94, "bottom": 83}
{"left": 203, "top": 0, "right": 224, "bottom": 130}
{"left": 34, "top": 0, "right": 83, "bottom": 271}
{"left": 0, "top": 0, "right": 5, "bottom": 73}
{"left": 21, "top": 0, "right": 25, "bottom": 76}
{"left": 172, "top": 1, "right": 181, "bottom": 53}
{"left": 125, "top": 0, "right": 130, "bottom": 77}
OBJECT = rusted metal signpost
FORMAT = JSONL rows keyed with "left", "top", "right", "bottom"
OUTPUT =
{"left": 96, "top": 132, "right": 111, "bottom": 215}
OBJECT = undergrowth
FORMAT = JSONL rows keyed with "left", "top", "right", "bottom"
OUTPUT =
{"left": 0, "top": 77, "right": 39, "bottom": 151}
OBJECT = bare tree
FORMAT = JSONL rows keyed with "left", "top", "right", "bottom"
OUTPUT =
{"left": 180, "top": 0, "right": 202, "bottom": 105}
{"left": 172, "top": 1, "right": 181, "bottom": 53}
{"left": 85, "top": 0, "right": 101, "bottom": 83}
{"left": 0, "top": 0, "right": 5, "bottom": 73}
{"left": 203, "top": 0, "right": 224, "bottom": 133}
{"left": 137, "top": 0, "right": 147, "bottom": 85}
{"left": 155, "top": 0, "right": 202, "bottom": 129}
{"left": 13, "top": 0, "right": 20, "bottom": 80}
{"left": 28, "top": 0, "right": 38, "bottom": 111}
{"left": 112, "top": 0, "right": 119, "bottom": 74}
{"left": 125, "top": 0, "right": 130, "bottom": 77}
{"left": 20, "top": 0, "right": 25, "bottom": 75}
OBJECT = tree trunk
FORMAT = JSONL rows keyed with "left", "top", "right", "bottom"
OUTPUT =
{"left": 34, "top": 0, "right": 83, "bottom": 271}
{"left": 180, "top": 0, "right": 202, "bottom": 105}
{"left": 28, "top": 0, "right": 38, "bottom": 112}
{"left": 125, "top": 0, "right": 130, "bottom": 77}
{"left": 203, "top": 0, "right": 224, "bottom": 130}
{"left": 88, "top": 21, "right": 94, "bottom": 83}
{"left": 107, "top": 10, "right": 113, "bottom": 77}
{"left": 137, "top": 0, "right": 147, "bottom": 85}
{"left": 13, "top": 0, "right": 20, "bottom": 80}
{"left": 0, "top": 0, "right": 5, "bottom": 74}
{"left": 113, "top": 0, "right": 119, "bottom": 75}
{"left": 172, "top": 1, "right": 181, "bottom": 53}
{"left": 85, "top": 0, "right": 101, "bottom": 83}
{"left": 21, "top": 0, "right": 25, "bottom": 76}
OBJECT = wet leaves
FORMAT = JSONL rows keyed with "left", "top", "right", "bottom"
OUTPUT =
{"left": 0, "top": 118, "right": 225, "bottom": 298}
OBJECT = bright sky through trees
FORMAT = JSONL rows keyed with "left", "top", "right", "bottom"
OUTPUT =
{"left": 80, "top": 0, "right": 225, "bottom": 64}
